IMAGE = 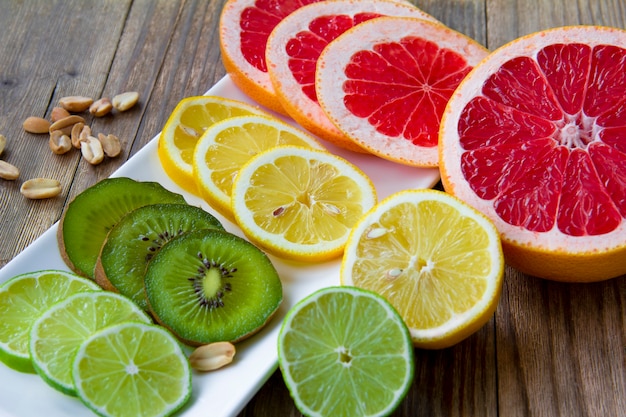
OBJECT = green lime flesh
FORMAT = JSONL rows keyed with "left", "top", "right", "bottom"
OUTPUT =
{"left": 29, "top": 291, "right": 152, "bottom": 396}
{"left": 73, "top": 322, "right": 191, "bottom": 417}
{"left": 58, "top": 177, "right": 186, "bottom": 279}
{"left": 277, "top": 286, "right": 414, "bottom": 417}
{"left": 144, "top": 229, "right": 283, "bottom": 345}
{"left": 0, "top": 270, "right": 101, "bottom": 373}
{"left": 96, "top": 203, "right": 223, "bottom": 310}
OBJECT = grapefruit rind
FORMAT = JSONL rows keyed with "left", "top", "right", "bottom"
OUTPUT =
{"left": 439, "top": 25, "right": 626, "bottom": 282}
{"left": 266, "top": 0, "right": 438, "bottom": 152}
{"left": 317, "top": 16, "right": 488, "bottom": 167}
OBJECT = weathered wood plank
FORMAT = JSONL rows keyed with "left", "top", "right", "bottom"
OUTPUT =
{"left": 0, "top": 0, "right": 132, "bottom": 267}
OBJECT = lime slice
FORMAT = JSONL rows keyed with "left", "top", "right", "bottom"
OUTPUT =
{"left": 0, "top": 269, "right": 101, "bottom": 373}
{"left": 277, "top": 286, "right": 414, "bottom": 417}
{"left": 30, "top": 291, "right": 152, "bottom": 396}
{"left": 73, "top": 322, "right": 191, "bottom": 417}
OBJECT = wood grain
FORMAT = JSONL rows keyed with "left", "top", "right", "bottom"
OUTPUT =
{"left": 0, "top": 1, "right": 624, "bottom": 416}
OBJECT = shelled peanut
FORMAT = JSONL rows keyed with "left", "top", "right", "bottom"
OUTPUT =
{"left": 22, "top": 92, "right": 138, "bottom": 165}
{"left": 0, "top": 90, "right": 140, "bottom": 199}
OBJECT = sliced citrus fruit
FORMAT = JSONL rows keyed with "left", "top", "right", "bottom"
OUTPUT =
{"left": 439, "top": 25, "right": 626, "bottom": 282}
{"left": 277, "top": 285, "right": 414, "bottom": 417}
{"left": 30, "top": 291, "right": 152, "bottom": 396}
{"left": 157, "top": 95, "right": 269, "bottom": 194}
{"left": 231, "top": 145, "right": 377, "bottom": 262}
{"left": 219, "top": 0, "right": 323, "bottom": 114}
{"left": 316, "top": 16, "right": 488, "bottom": 166}
{"left": 73, "top": 322, "right": 191, "bottom": 417}
{"left": 193, "top": 114, "right": 326, "bottom": 222}
{"left": 266, "top": 0, "right": 437, "bottom": 152}
{"left": 341, "top": 189, "right": 504, "bottom": 349}
{"left": 0, "top": 269, "right": 100, "bottom": 373}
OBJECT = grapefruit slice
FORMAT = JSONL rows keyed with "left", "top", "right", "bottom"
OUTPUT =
{"left": 266, "top": 0, "right": 437, "bottom": 152}
{"left": 316, "top": 16, "right": 488, "bottom": 166}
{"left": 219, "top": 0, "right": 323, "bottom": 115}
{"left": 439, "top": 25, "right": 626, "bottom": 282}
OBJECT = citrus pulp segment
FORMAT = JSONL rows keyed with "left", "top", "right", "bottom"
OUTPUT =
{"left": 0, "top": 270, "right": 101, "bottom": 373}
{"left": 231, "top": 145, "right": 377, "bottom": 262}
{"left": 341, "top": 189, "right": 504, "bottom": 349}
{"left": 316, "top": 16, "right": 488, "bottom": 166}
{"left": 277, "top": 286, "right": 414, "bottom": 417}
{"left": 438, "top": 25, "right": 626, "bottom": 282}
{"left": 157, "top": 95, "right": 270, "bottom": 194}
{"left": 73, "top": 322, "right": 191, "bottom": 417}
{"left": 29, "top": 291, "right": 152, "bottom": 396}
{"left": 266, "top": 0, "right": 437, "bottom": 152}
{"left": 219, "top": 0, "right": 323, "bottom": 114}
{"left": 192, "top": 114, "right": 325, "bottom": 222}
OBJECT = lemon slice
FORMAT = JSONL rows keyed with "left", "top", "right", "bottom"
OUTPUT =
{"left": 231, "top": 145, "right": 377, "bottom": 262}
{"left": 193, "top": 114, "right": 325, "bottom": 221}
{"left": 73, "top": 322, "right": 191, "bottom": 417}
{"left": 341, "top": 189, "right": 504, "bottom": 348}
{"left": 0, "top": 270, "right": 101, "bottom": 373}
{"left": 277, "top": 286, "right": 414, "bottom": 417}
{"left": 30, "top": 291, "right": 152, "bottom": 395}
{"left": 157, "top": 95, "right": 269, "bottom": 194}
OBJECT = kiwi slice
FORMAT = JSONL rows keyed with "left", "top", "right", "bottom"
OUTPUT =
{"left": 95, "top": 203, "right": 224, "bottom": 310}
{"left": 144, "top": 229, "right": 283, "bottom": 345}
{"left": 58, "top": 177, "right": 186, "bottom": 279}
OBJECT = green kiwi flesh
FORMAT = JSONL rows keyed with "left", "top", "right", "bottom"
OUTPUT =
{"left": 58, "top": 177, "right": 186, "bottom": 279}
{"left": 144, "top": 229, "right": 283, "bottom": 345}
{"left": 95, "top": 203, "right": 224, "bottom": 310}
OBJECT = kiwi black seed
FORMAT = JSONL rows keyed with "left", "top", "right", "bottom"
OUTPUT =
{"left": 57, "top": 177, "right": 186, "bottom": 279}
{"left": 144, "top": 229, "right": 283, "bottom": 346}
{"left": 94, "top": 203, "right": 224, "bottom": 310}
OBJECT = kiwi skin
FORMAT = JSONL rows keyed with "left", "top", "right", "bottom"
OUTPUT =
{"left": 94, "top": 203, "right": 224, "bottom": 310}
{"left": 144, "top": 229, "right": 283, "bottom": 346}
{"left": 57, "top": 177, "right": 186, "bottom": 279}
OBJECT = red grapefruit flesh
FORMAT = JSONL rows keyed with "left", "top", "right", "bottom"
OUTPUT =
{"left": 266, "top": 0, "right": 438, "bottom": 152}
{"left": 316, "top": 16, "right": 488, "bottom": 166}
{"left": 439, "top": 25, "right": 626, "bottom": 282}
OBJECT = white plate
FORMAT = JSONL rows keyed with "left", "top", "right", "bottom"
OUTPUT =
{"left": 0, "top": 76, "right": 440, "bottom": 417}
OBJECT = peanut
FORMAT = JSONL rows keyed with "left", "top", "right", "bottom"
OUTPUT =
{"left": 80, "top": 135, "right": 104, "bottom": 165}
{"left": 89, "top": 97, "right": 113, "bottom": 117}
{"left": 20, "top": 178, "right": 61, "bottom": 199}
{"left": 59, "top": 95, "right": 93, "bottom": 112}
{"left": 23, "top": 116, "right": 51, "bottom": 134}
{"left": 50, "top": 106, "right": 71, "bottom": 122}
{"left": 71, "top": 122, "right": 85, "bottom": 148}
{"left": 188, "top": 341, "right": 236, "bottom": 372}
{"left": 77, "top": 124, "right": 92, "bottom": 148}
{"left": 0, "top": 160, "right": 19, "bottom": 180}
{"left": 112, "top": 91, "right": 139, "bottom": 112}
{"left": 0, "top": 134, "right": 6, "bottom": 157}
{"left": 49, "top": 115, "right": 85, "bottom": 136}
{"left": 97, "top": 133, "right": 122, "bottom": 158}
{"left": 49, "top": 131, "right": 72, "bottom": 155}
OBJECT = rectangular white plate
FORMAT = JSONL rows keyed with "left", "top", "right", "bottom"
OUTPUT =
{"left": 0, "top": 76, "right": 440, "bottom": 417}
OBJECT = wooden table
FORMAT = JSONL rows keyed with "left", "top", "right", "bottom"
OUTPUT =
{"left": 1, "top": 1, "right": 624, "bottom": 416}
